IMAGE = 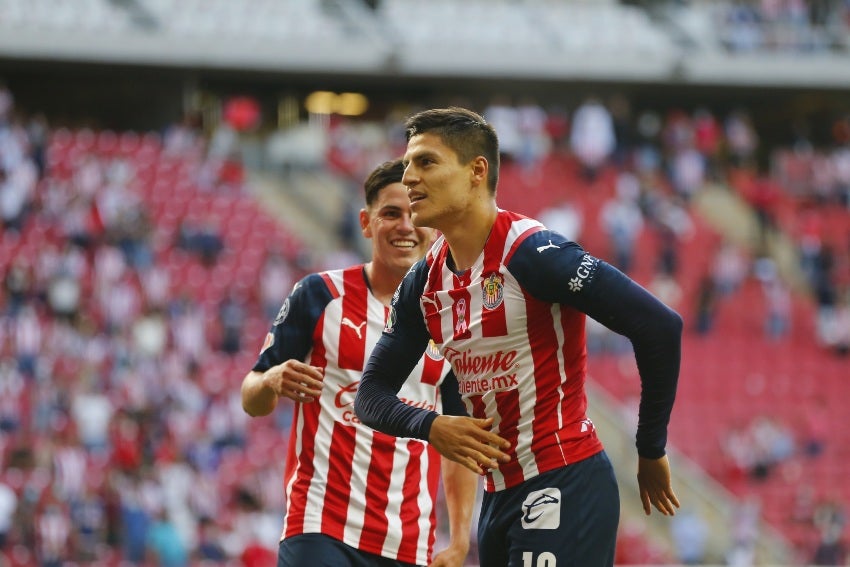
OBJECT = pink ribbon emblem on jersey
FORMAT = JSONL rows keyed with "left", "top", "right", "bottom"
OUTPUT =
{"left": 455, "top": 297, "right": 468, "bottom": 335}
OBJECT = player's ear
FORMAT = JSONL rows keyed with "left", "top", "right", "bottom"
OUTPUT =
{"left": 470, "top": 156, "right": 488, "bottom": 188}
{"left": 359, "top": 208, "right": 372, "bottom": 238}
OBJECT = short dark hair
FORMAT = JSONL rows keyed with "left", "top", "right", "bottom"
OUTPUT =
{"left": 404, "top": 106, "right": 500, "bottom": 194}
{"left": 363, "top": 158, "right": 405, "bottom": 207}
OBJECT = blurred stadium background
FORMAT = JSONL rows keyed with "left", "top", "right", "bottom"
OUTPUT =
{"left": 0, "top": 0, "right": 849, "bottom": 565}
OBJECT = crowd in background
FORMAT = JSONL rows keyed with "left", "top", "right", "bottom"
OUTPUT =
{"left": 1, "top": 74, "right": 849, "bottom": 566}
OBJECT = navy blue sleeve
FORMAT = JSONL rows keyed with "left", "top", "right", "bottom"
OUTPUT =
{"left": 252, "top": 274, "right": 333, "bottom": 372}
{"left": 509, "top": 230, "right": 682, "bottom": 459}
{"left": 355, "top": 260, "right": 443, "bottom": 440}
{"left": 438, "top": 371, "right": 467, "bottom": 417}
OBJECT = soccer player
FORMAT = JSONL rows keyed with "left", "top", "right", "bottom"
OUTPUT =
{"left": 355, "top": 107, "right": 683, "bottom": 567}
{"left": 241, "top": 158, "right": 478, "bottom": 567}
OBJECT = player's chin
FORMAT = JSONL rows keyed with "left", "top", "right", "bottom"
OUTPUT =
{"left": 410, "top": 210, "right": 430, "bottom": 227}
{"left": 403, "top": 246, "right": 429, "bottom": 261}
{"left": 392, "top": 249, "right": 421, "bottom": 268}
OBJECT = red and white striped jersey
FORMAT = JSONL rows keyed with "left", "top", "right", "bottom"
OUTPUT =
{"left": 418, "top": 210, "right": 604, "bottom": 492}
{"left": 253, "top": 265, "right": 451, "bottom": 565}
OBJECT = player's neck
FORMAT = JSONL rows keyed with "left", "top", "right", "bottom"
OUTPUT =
{"left": 363, "top": 261, "right": 402, "bottom": 305}
{"left": 443, "top": 201, "right": 498, "bottom": 272}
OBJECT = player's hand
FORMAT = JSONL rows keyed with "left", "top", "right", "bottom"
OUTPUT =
{"left": 637, "top": 455, "right": 680, "bottom": 516}
{"left": 428, "top": 542, "right": 468, "bottom": 567}
{"left": 429, "top": 415, "right": 510, "bottom": 475}
{"left": 263, "top": 360, "right": 324, "bottom": 403}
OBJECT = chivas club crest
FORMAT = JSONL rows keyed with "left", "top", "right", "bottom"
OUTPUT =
{"left": 481, "top": 272, "right": 504, "bottom": 310}
{"left": 424, "top": 339, "right": 443, "bottom": 361}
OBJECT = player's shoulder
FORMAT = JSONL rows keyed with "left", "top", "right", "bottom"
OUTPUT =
{"left": 288, "top": 271, "right": 340, "bottom": 304}
{"left": 294, "top": 272, "right": 328, "bottom": 294}
{"left": 514, "top": 227, "right": 586, "bottom": 259}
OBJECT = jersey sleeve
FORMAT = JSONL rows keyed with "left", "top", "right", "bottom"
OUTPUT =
{"left": 355, "top": 260, "right": 443, "bottom": 440}
{"left": 438, "top": 371, "right": 467, "bottom": 417}
{"left": 252, "top": 274, "right": 333, "bottom": 372}
{"left": 508, "top": 230, "right": 683, "bottom": 459}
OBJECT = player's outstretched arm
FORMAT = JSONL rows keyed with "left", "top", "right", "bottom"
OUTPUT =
{"left": 428, "top": 416, "right": 511, "bottom": 476}
{"left": 241, "top": 361, "right": 324, "bottom": 417}
{"left": 428, "top": 459, "right": 478, "bottom": 567}
{"left": 637, "top": 455, "right": 680, "bottom": 516}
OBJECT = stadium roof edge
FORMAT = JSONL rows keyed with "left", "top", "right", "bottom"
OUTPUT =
{"left": 1, "top": 27, "right": 850, "bottom": 89}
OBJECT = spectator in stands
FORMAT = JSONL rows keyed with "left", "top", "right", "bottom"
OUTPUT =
{"left": 70, "top": 375, "right": 113, "bottom": 456}
{"left": 800, "top": 397, "right": 829, "bottom": 458}
{"left": 70, "top": 478, "right": 107, "bottom": 563}
{"left": 832, "top": 138, "right": 850, "bottom": 207}
{"left": 745, "top": 174, "right": 782, "bottom": 256}
{"left": 538, "top": 198, "right": 583, "bottom": 242}
{"left": 0, "top": 82, "right": 12, "bottom": 125}
{"left": 649, "top": 270, "right": 683, "bottom": 311}
{"left": 484, "top": 95, "right": 521, "bottom": 164}
{"left": 146, "top": 506, "right": 189, "bottom": 567}
{"left": 661, "top": 109, "right": 693, "bottom": 160}
{"left": 763, "top": 275, "right": 792, "bottom": 341}
{"left": 0, "top": 475, "right": 16, "bottom": 553}
{"left": 132, "top": 306, "right": 169, "bottom": 360}
{"left": 694, "top": 273, "right": 719, "bottom": 335}
{"left": 726, "top": 497, "right": 761, "bottom": 566}
{"left": 749, "top": 414, "right": 795, "bottom": 480}
{"left": 712, "top": 240, "right": 750, "bottom": 296}
{"left": 0, "top": 158, "right": 36, "bottom": 234}
{"left": 34, "top": 498, "right": 72, "bottom": 567}
{"left": 3, "top": 257, "right": 34, "bottom": 314}
{"left": 608, "top": 94, "right": 635, "bottom": 167}
{"left": 670, "top": 142, "right": 706, "bottom": 203}
{"left": 648, "top": 196, "right": 695, "bottom": 278}
{"left": 117, "top": 469, "right": 159, "bottom": 564}
{"left": 169, "top": 295, "right": 207, "bottom": 362}
{"left": 194, "top": 516, "right": 227, "bottom": 562}
{"left": 754, "top": 256, "right": 792, "bottom": 340}
{"left": 259, "top": 250, "right": 295, "bottom": 320}
{"left": 217, "top": 292, "right": 246, "bottom": 355}
{"left": 693, "top": 107, "right": 723, "bottom": 180}
{"left": 45, "top": 249, "right": 83, "bottom": 323}
{"left": 163, "top": 110, "right": 204, "bottom": 157}
{"left": 670, "top": 508, "right": 708, "bottom": 565}
{"left": 516, "top": 96, "right": 551, "bottom": 171}
{"left": 811, "top": 244, "right": 841, "bottom": 348}
{"left": 725, "top": 110, "right": 759, "bottom": 170}
{"left": 724, "top": 2, "right": 764, "bottom": 52}
{"left": 176, "top": 219, "right": 225, "bottom": 267}
{"left": 634, "top": 110, "right": 664, "bottom": 175}
{"left": 570, "top": 95, "right": 616, "bottom": 181}
{"left": 600, "top": 170, "right": 645, "bottom": 274}
{"left": 811, "top": 496, "right": 847, "bottom": 566}
{"left": 829, "top": 290, "right": 850, "bottom": 355}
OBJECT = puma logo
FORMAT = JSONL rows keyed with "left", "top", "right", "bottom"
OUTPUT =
{"left": 420, "top": 295, "right": 440, "bottom": 314}
{"left": 536, "top": 240, "right": 560, "bottom": 253}
{"left": 341, "top": 317, "right": 367, "bottom": 339}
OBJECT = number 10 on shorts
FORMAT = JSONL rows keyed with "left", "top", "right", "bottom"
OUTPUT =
{"left": 522, "top": 551, "right": 556, "bottom": 566}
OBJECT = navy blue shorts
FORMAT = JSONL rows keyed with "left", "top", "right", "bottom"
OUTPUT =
{"left": 478, "top": 451, "right": 620, "bottom": 567}
{"left": 278, "top": 533, "right": 419, "bottom": 567}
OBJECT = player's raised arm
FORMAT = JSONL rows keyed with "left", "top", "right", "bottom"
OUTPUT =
{"left": 509, "top": 230, "right": 683, "bottom": 514}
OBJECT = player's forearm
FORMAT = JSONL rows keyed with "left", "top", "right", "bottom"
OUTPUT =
{"left": 441, "top": 458, "right": 477, "bottom": 553}
{"left": 632, "top": 304, "right": 682, "bottom": 458}
{"left": 355, "top": 337, "right": 437, "bottom": 439}
{"left": 241, "top": 370, "right": 277, "bottom": 417}
{"left": 355, "top": 373, "right": 439, "bottom": 440}
{"left": 575, "top": 262, "right": 683, "bottom": 458}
